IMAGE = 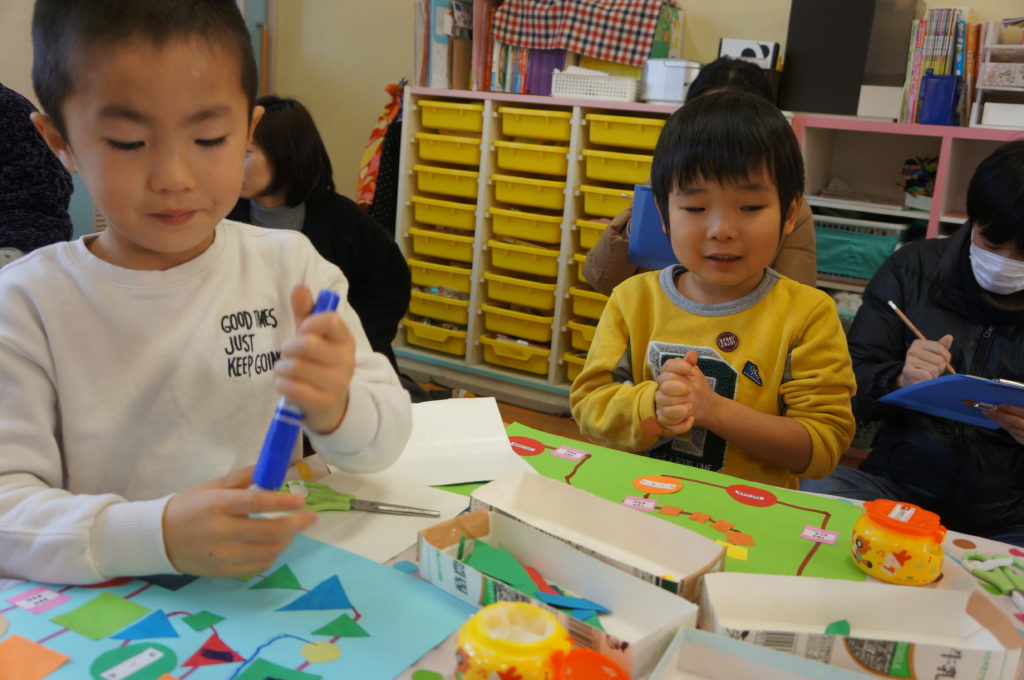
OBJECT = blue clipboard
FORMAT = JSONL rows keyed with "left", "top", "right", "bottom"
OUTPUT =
{"left": 628, "top": 184, "right": 678, "bottom": 270}
{"left": 878, "top": 374, "right": 1024, "bottom": 429}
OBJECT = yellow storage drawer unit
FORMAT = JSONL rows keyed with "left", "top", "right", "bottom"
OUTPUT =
{"left": 419, "top": 100, "right": 484, "bottom": 133}
{"left": 403, "top": 318, "right": 468, "bottom": 356}
{"left": 488, "top": 239, "right": 560, "bottom": 278}
{"left": 493, "top": 140, "right": 569, "bottom": 176}
{"left": 483, "top": 271, "right": 558, "bottom": 310}
{"left": 581, "top": 149, "right": 653, "bottom": 185}
{"left": 580, "top": 185, "right": 634, "bottom": 218}
{"left": 481, "top": 303, "right": 555, "bottom": 343}
{"left": 576, "top": 218, "right": 609, "bottom": 250}
{"left": 481, "top": 334, "right": 551, "bottom": 375}
{"left": 410, "top": 196, "right": 477, "bottom": 232}
{"left": 414, "top": 164, "right": 479, "bottom": 199}
{"left": 569, "top": 286, "right": 610, "bottom": 320}
{"left": 573, "top": 252, "right": 588, "bottom": 284}
{"left": 493, "top": 174, "right": 566, "bottom": 210}
{"left": 409, "top": 290, "right": 470, "bottom": 325}
{"left": 585, "top": 113, "right": 665, "bottom": 150}
{"left": 567, "top": 319, "right": 597, "bottom": 351}
{"left": 409, "top": 227, "right": 474, "bottom": 263}
{"left": 415, "top": 132, "right": 481, "bottom": 166}
{"left": 408, "top": 258, "right": 473, "bottom": 295}
{"left": 564, "top": 352, "right": 586, "bottom": 382}
{"left": 489, "top": 207, "right": 562, "bottom": 245}
{"left": 497, "top": 107, "right": 572, "bottom": 142}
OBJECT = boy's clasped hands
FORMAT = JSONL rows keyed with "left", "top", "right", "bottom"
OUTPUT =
{"left": 654, "top": 352, "right": 717, "bottom": 435}
{"left": 163, "top": 285, "right": 355, "bottom": 577}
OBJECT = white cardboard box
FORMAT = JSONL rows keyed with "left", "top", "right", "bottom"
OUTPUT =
{"left": 650, "top": 627, "right": 872, "bottom": 679}
{"left": 418, "top": 508, "right": 699, "bottom": 679}
{"left": 981, "top": 102, "right": 1024, "bottom": 128}
{"left": 468, "top": 472, "right": 725, "bottom": 601}
{"left": 700, "top": 572, "right": 1024, "bottom": 679}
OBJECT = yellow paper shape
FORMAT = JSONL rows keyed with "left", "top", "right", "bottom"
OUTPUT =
{"left": 301, "top": 640, "right": 342, "bottom": 663}
{"left": 0, "top": 634, "right": 69, "bottom": 680}
{"left": 715, "top": 539, "right": 749, "bottom": 561}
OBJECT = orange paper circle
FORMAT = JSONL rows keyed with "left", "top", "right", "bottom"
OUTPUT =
{"left": 633, "top": 475, "right": 682, "bottom": 494}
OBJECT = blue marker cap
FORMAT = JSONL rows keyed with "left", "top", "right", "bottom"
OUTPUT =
{"left": 251, "top": 289, "right": 340, "bottom": 491}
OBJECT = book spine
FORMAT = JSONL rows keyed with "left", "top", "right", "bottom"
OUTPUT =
{"left": 953, "top": 19, "right": 966, "bottom": 76}
{"left": 908, "top": 18, "right": 929, "bottom": 123}
{"left": 900, "top": 19, "right": 920, "bottom": 122}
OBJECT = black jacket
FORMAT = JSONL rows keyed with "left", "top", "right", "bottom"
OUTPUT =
{"left": 229, "top": 191, "right": 410, "bottom": 364}
{"left": 850, "top": 223, "right": 1024, "bottom": 537}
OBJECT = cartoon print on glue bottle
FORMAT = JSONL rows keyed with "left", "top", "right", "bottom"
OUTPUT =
{"left": 850, "top": 500, "right": 945, "bottom": 586}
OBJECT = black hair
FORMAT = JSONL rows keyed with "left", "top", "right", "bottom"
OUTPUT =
{"left": 250, "top": 95, "right": 335, "bottom": 207}
{"left": 686, "top": 57, "right": 773, "bottom": 103}
{"left": 967, "top": 140, "right": 1024, "bottom": 254}
{"left": 32, "top": 0, "right": 257, "bottom": 137}
{"left": 651, "top": 90, "right": 804, "bottom": 229}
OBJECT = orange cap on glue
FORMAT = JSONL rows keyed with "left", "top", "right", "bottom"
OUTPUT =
{"left": 863, "top": 499, "right": 946, "bottom": 543}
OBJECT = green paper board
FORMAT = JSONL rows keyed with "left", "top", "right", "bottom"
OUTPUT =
{"left": 507, "top": 423, "right": 866, "bottom": 581}
{"left": 49, "top": 592, "right": 150, "bottom": 641}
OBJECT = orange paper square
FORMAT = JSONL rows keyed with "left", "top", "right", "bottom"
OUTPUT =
{"left": 711, "top": 519, "right": 735, "bottom": 533}
{"left": 726, "top": 531, "right": 755, "bottom": 546}
{"left": 689, "top": 512, "right": 711, "bottom": 524}
{"left": 0, "top": 634, "right": 69, "bottom": 680}
{"left": 658, "top": 505, "right": 682, "bottom": 517}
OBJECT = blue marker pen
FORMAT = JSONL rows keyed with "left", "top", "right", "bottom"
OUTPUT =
{"left": 252, "top": 289, "right": 341, "bottom": 491}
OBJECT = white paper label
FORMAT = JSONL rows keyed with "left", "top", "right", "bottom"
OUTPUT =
{"left": 887, "top": 504, "right": 916, "bottom": 523}
{"left": 800, "top": 526, "right": 839, "bottom": 545}
{"left": 551, "top": 446, "right": 588, "bottom": 461}
{"left": 622, "top": 496, "right": 656, "bottom": 512}
{"left": 101, "top": 648, "right": 164, "bottom": 680}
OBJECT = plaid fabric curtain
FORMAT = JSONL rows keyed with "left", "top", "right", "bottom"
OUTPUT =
{"left": 492, "top": 0, "right": 664, "bottom": 67}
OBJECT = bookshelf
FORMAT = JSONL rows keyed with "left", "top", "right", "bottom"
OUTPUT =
{"left": 395, "top": 87, "right": 1022, "bottom": 411}
{"left": 969, "top": 22, "right": 1024, "bottom": 128}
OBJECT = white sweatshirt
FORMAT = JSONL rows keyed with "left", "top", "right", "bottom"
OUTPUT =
{"left": 0, "top": 221, "right": 411, "bottom": 584}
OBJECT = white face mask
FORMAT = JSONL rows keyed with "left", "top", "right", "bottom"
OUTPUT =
{"left": 970, "top": 239, "right": 1024, "bottom": 294}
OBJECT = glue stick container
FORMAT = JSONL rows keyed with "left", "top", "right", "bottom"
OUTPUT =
{"left": 851, "top": 499, "right": 946, "bottom": 585}
{"left": 454, "top": 602, "right": 572, "bottom": 680}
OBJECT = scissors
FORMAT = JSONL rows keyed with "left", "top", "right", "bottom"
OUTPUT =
{"left": 282, "top": 480, "right": 440, "bottom": 518}
{"left": 962, "top": 551, "right": 1024, "bottom": 614}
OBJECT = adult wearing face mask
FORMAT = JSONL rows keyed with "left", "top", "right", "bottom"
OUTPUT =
{"left": 802, "top": 140, "right": 1024, "bottom": 546}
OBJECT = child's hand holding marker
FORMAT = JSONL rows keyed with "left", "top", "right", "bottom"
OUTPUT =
{"left": 654, "top": 351, "right": 716, "bottom": 435}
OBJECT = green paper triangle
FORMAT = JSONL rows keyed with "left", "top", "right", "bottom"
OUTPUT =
{"left": 464, "top": 541, "right": 532, "bottom": 587}
{"left": 825, "top": 619, "right": 851, "bottom": 636}
{"left": 249, "top": 564, "right": 303, "bottom": 590}
{"left": 312, "top": 613, "right": 369, "bottom": 638}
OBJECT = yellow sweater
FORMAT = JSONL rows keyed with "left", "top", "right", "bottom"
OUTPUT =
{"left": 570, "top": 267, "right": 855, "bottom": 489}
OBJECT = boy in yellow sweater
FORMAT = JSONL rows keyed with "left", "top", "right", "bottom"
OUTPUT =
{"left": 570, "top": 91, "right": 855, "bottom": 489}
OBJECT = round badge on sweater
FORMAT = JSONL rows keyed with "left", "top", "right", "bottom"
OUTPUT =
{"left": 717, "top": 332, "right": 739, "bottom": 352}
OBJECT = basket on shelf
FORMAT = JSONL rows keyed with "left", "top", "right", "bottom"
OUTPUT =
{"left": 814, "top": 214, "right": 909, "bottom": 281}
{"left": 550, "top": 69, "right": 638, "bottom": 102}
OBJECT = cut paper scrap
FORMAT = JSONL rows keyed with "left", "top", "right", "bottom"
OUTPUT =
{"left": 312, "top": 613, "right": 370, "bottom": 638}
{"left": 234, "top": 657, "right": 321, "bottom": 680}
{"left": 250, "top": 564, "right": 303, "bottom": 590}
{"left": 5, "top": 585, "right": 71, "bottom": 613}
{"left": 50, "top": 591, "right": 150, "bottom": 641}
{"left": 301, "top": 640, "right": 341, "bottom": 663}
{"left": 183, "top": 631, "right": 243, "bottom": 667}
{"left": 278, "top": 575, "right": 353, "bottom": 611}
{"left": 711, "top": 519, "right": 735, "bottom": 533}
{"left": 182, "top": 610, "right": 224, "bottom": 632}
{"left": 716, "top": 540, "right": 749, "bottom": 561}
{"left": 726, "top": 531, "right": 755, "bottom": 547}
{"left": 825, "top": 619, "right": 852, "bottom": 636}
{"left": 393, "top": 560, "right": 419, "bottom": 574}
{"left": 658, "top": 504, "right": 682, "bottom": 517}
{"left": 689, "top": 512, "right": 711, "bottom": 524}
{"left": 569, "top": 608, "right": 597, "bottom": 621}
{"left": 524, "top": 565, "right": 560, "bottom": 596}
{"left": 534, "top": 590, "right": 610, "bottom": 614}
{"left": 0, "top": 633, "right": 69, "bottom": 680}
{"left": 91, "top": 642, "right": 177, "bottom": 679}
{"left": 111, "top": 609, "right": 179, "bottom": 639}
{"left": 140, "top": 574, "right": 198, "bottom": 591}
{"left": 464, "top": 540, "right": 533, "bottom": 589}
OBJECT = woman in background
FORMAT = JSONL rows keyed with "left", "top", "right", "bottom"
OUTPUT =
{"left": 230, "top": 95, "right": 410, "bottom": 370}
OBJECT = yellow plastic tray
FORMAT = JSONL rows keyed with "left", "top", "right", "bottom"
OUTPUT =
{"left": 410, "top": 196, "right": 476, "bottom": 232}
{"left": 580, "top": 185, "right": 634, "bottom": 218}
{"left": 566, "top": 319, "right": 598, "bottom": 351}
{"left": 493, "top": 173, "right": 566, "bottom": 210}
{"left": 572, "top": 252, "right": 588, "bottom": 284}
{"left": 414, "top": 164, "right": 479, "bottom": 199}
{"left": 415, "top": 132, "right": 481, "bottom": 167}
{"left": 564, "top": 352, "right": 586, "bottom": 382}
{"left": 419, "top": 99, "right": 484, "bottom": 133}
{"left": 488, "top": 239, "right": 560, "bottom": 278}
{"left": 480, "top": 334, "right": 551, "bottom": 375}
{"left": 498, "top": 107, "right": 572, "bottom": 142}
{"left": 480, "top": 303, "right": 555, "bottom": 343}
{"left": 483, "top": 271, "right": 557, "bottom": 311}
{"left": 408, "top": 227, "right": 475, "bottom": 263}
{"left": 568, "top": 285, "right": 610, "bottom": 320}
{"left": 409, "top": 290, "right": 470, "bottom": 326}
{"left": 403, "top": 318, "right": 467, "bottom": 356}
{"left": 581, "top": 149, "right": 653, "bottom": 185}
{"left": 408, "top": 258, "right": 473, "bottom": 294}
{"left": 489, "top": 207, "right": 562, "bottom": 245}
{"left": 493, "top": 140, "right": 569, "bottom": 176}
{"left": 585, "top": 113, "right": 665, "bottom": 150}
{"left": 576, "top": 218, "right": 609, "bottom": 250}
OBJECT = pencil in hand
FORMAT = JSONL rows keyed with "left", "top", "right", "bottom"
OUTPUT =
{"left": 887, "top": 300, "right": 956, "bottom": 375}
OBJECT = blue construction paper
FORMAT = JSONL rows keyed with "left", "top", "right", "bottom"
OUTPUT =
{"left": 568, "top": 608, "right": 597, "bottom": 621}
{"left": 1, "top": 534, "right": 474, "bottom": 679}
{"left": 111, "top": 609, "right": 179, "bottom": 639}
{"left": 534, "top": 590, "right": 610, "bottom": 613}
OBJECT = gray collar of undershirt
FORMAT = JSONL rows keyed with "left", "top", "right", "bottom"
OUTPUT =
{"left": 658, "top": 264, "right": 779, "bottom": 316}
{"left": 249, "top": 200, "right": 306, "bottom": 231}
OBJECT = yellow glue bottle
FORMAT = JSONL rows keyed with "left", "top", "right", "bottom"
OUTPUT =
{"left": 851, "top": 498, "right": 946, "bottom": 585}
{"left": 454, "top": 602, "right": 572, "bottom": 680}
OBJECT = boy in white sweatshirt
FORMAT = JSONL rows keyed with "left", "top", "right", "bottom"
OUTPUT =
{"left": 0, "top": 0, "right": 412, "bottom": 584}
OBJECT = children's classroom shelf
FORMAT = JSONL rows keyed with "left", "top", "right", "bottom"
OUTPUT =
{"left": 395, "top": 87, "right": 1022, "bottom": 411}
